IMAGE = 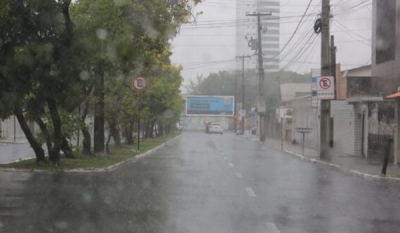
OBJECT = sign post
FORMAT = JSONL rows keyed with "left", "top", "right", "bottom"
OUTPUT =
{"left": 132, "top": 76, "right": 147, "bottom": 151}
{"left": 296, "top": 127, "right": 312, "bottom": 156}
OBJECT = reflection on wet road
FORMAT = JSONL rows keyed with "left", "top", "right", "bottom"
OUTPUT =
{"left": 1, "top": 132, "right": 400, "bottom": 233}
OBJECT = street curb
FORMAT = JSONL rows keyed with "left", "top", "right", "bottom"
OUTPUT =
{"left": 0, "top": 135, "right": 182, "bottom": 174}
{"left": 284, "top": 150, "right": 400, "bottom": 183}
{"left": 1, "top": 156, "right": 37, "bottom": 165}
{"left": 243, "top": 135, "right": 400, "bottom": 183}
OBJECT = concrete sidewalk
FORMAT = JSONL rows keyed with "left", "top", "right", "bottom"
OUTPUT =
{"left": 244, "top": 132, "right": 400, "bottom": 179}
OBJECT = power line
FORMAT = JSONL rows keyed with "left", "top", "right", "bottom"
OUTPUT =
{"left": 281, "top": 34, "right": 319, "bottom": 71}
{"left": 179, "top": 14, "right": 320, "bottom": 29}
{"left": 174, "top": 28, "right": 371, "bottom": 37}
{"left": 279, "top": 32, "right": 315, "bottom": 63}
{"left": 173, "top": 38, "right": 370, "bottom": 48}
{"left": 273, "top": 0, "right": 314, "bottom": 57}
{"left": 332, "top": 20, "right": 371, "bottom": 47}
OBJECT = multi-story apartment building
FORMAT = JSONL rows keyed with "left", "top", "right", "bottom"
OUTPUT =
{"left": 371, "top": 0, "right": 400, "bottom": 164}
{"left": 372, "top": 0, "right": 400, "bottom": 92}
{"left": 236, "top": 0, "right": 280, "bottom": 72}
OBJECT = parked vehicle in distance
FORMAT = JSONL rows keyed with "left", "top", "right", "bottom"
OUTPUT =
{"left": 208, "top": 123, "right": 223, "bottom": 134}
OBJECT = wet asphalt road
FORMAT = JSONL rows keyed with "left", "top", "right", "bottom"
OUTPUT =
{"left": 1, "top": 131, "right": 400, "bottom": 233}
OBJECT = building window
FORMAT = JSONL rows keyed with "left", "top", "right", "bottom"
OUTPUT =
{"left": 376, "top": 0, "right": 396, "bottom": 64}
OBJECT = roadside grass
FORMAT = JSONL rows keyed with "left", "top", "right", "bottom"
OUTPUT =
{"left": 0, "top": 133, "right": 180, "bottom": 171}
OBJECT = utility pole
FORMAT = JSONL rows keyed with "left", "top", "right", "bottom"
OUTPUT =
{"left": 330, "top": 35, "right": 337, "bottom": 147}
{"left": 236, "top": 55, "right": 251, "bottom": 135}
{"left": 331, "top": 35, "right": 337, "bottom": 100}
{"left": 234, "top": 71, "right": 238, "bottom": 134}
{"left": 320, "top": 0, "right": 331, "bottom": 158}
{"left": 246, "top": 12, "right": 272, "bottom": 142}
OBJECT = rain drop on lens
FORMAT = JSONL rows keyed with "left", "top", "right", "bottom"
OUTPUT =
{"left": 80, "top": 70, "right": 90, "bottom": 81}
{"left": 96, "top": 28, "right": 108, "bottom": 40}
{"left": 54, "top": 221, "right": 68, "bottom": 229}
{"left": 82, "top": 193, "right": 92, "bottom": 204}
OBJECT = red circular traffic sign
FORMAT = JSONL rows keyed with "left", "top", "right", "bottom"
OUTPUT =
{"left": 132, "top": 76, "right": 146, "bottom": 90}
{"left": 319, "top": 77, "right": 331, "bottom": 90}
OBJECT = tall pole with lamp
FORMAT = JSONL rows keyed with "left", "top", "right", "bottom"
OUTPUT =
{"left": 246, "top": 12, "right": 272, "bottom": 142}
{"left": 236, "top": 55, "right": 251, "bottom": 135}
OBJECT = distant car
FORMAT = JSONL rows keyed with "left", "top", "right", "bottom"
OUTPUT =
{"left": 208, "top": 123, "right": 223, "bottom": 134}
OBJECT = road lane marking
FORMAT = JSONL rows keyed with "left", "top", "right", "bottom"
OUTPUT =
{"left": 235, "top": 172, "right": 242, "bottom": 178}
{"left": 224, "top": 157, "right": 228, "bottom": 160}
{"left": 228, "top": 163, "right": 234, "bottom": 167}
{"left": 266, "top": 222, "right": 281, "bottom": 233}
{"left": 245, "top": 187, "right": 256, "bottom": 197}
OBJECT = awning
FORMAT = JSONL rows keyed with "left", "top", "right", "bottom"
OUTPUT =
{"left": 386, "top": 92, "right": 400, "bottom": 99}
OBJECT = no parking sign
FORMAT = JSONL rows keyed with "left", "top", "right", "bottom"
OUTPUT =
{"left": 317, "top": 76, "right": 334, "bottom": 99}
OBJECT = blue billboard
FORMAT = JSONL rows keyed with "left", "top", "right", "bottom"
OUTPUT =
{"left": 186, "top": 96, "right": 235, "bottom": 116}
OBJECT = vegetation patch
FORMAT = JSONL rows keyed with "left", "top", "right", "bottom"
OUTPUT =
{"left": 0, "top": 133, "right": 180, "bottom": 171}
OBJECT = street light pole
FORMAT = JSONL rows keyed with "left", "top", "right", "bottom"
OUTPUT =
{"left": 236, "top": 55, "right": 251, "bottom": 135}
{"left": 246, "top": 12, "right": 272, "bottom": 142}
{"left": 234, "top": 71, "right": 238, "bottom": 134}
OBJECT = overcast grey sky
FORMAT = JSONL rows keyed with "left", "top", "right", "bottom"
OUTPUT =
{"left": 170, "top": 0, "right": 372, "bottom": 92}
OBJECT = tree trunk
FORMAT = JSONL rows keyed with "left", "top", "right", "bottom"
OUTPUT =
{"left": 154, "top": 120, "right": 159, "bottom": 137}
{"left": 159, "top": 122, "right": 164, "bottom": 137}
{"left": 106, "top": 123, "right": 113, "bottom": 154}
{"left": 47, "top": 98, "right": 62, "bottom": 163}
{"left": 125, "top": 122, "right": 134, "bottom": 145}
{"left": 93, "top": 63, "right": 105, "bottom": 154}
{"left": 34, "top": 117, "right": 53, "bottom": 156}
{"left": 81, "top": 97, "right": 92, "bottom": 156}
{"left": 82, "top": 128, "right": 91, "bottom": 155}
{"left": 149, "top": 121, "right": 155, "bottom": 138}
{"left": 142, "top": 121, "right": 146, "bottom": 140}
{"left": 145, "top": 122, "right": 150, "bottom": 139}
{"left": 166, "top": 124, "right": 170, "bottom": 137}
{"left": 112, "top": 123, "right": 121, "bottom": 147}
{"left": 61, "top": 137, "right": 75, "bottom": 158}
{"left": 14, "top": 106, "right": 46, "bottom": 162}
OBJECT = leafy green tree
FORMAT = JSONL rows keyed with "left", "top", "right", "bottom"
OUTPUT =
{"left": 0, "top": 0, "right": 81, "bottom": 162}
{"left": 1, "top": 0, "right": 203, "bottom": 162}
{"left": 71, "top": 0, "right": 202, "bottom": 154}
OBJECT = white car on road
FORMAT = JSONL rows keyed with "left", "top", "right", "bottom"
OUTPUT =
{"left": 208, "top": 123, "right": 223, "bottom": 134}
